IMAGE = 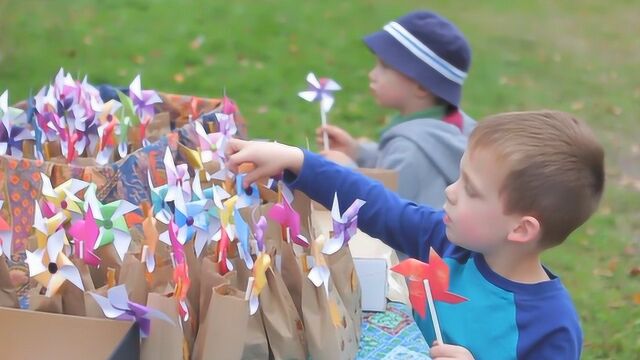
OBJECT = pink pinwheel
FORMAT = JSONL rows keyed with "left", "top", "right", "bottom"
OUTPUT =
{"left": 68, "top": 206, "right": 102, "bottom": 266}
{"left": 129, "top": 75, "right": 162, "bottom": 123}
{"left": 163, "top": 148, "right": 191, "bottom": 202}
{"left": 167, "top": 218, "right": 186, "bottom": 267}
{"left": 221, "top": 94, "right": 238, "bottom": 115}
{"left": 167, "top": 216, "right": 193, "bottom": 321}
{"left": 53, "top": 68, "right": 79, "bottom": 102}
{"left": 322, "top": 193, "right": 366, "bottom": 255}
{"left": 0, "top": 200, "right": 12, "bottom": 258}
{"left": 217, "top": 226, "right": 233, "bottom": 275}
{"left": 194, "top": 121, "right": 225, "bottom": 164}
{"left": 89, "top": 284, "right": 173, "bottom": 337}
{"left": 298, "top": 72, "right": 341, "bottom": 151}
{"left": 268, "top": 196, "right": 309, "bottom": 248}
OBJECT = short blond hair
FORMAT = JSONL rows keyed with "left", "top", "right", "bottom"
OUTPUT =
{"left": 469, "top": 111, "right": 605, "bottom": 248}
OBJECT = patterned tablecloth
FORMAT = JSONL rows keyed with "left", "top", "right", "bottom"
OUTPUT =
{"left": 357, "top": 302, "right": 431, "bottom": 359}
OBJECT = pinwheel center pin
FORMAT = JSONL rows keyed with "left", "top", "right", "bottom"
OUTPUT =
{"left": 186, "top": 216, "right": 194, "bottom": 226}
{"left": 244, "top": 187, "right": 254, "bottom": 196}
{"left": 48, "top": 262, "right": 58, "bottom": 274}
{"left": 103, "top": 219, "right": 113, "bottom": 229}
{"left": 60, "top": 200, "right": 68, "bottom": 209}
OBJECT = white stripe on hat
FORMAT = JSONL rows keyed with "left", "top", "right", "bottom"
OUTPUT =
{"left": 383, "top": 22, "right": 467, "bottom": 85}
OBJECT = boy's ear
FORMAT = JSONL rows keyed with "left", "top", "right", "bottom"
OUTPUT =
{"left": 415, "top": 84, "right": 431, "bottom": 99}
{"left": 507, "top": 216, "right": 541, "bottom": 244}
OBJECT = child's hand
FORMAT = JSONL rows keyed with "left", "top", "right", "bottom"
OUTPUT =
{"left": 430, "top": 341, "right": 475, "bottom": 360}
{"left": 9, "top": 270, "right": 28, "bottom": 287}
{"left": 316, "top": 125, "right": 358, "bottom": 159}
{"left": 320, "top": 149, "right": 357, "bottom": 167}
{"left": 226, "top": 139, "right": 304, "bottom": 188}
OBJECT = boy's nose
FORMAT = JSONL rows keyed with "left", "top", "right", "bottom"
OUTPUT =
{"left": 445, "top": 183, "right": 456, "bottom": 205}
{"left": 368, "top": 68, "right": 376, "bottom": 82}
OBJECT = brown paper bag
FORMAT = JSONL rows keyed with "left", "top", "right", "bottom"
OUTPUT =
{"left": 141, "top": 292, "right": 186, "bottom": 360}
{"left": 184, "top": 241, "right": 202, "bottom": 333}
{"left": 90, "top": 245, "right": 123, "bottom": 289}
{"left": 231, "top": 256, "right": 251, "bottom": 291}
{"left": 148, "top": 260, "right": 174, "bottom": 294}
{"left": 302, "top": 276, "right": 359, "bottom": 360}
{"left": 326, "top": 246, "right": 362, "bottom": 339}
{"left": 198, "top": 257, "right": 237, "bottom": 326}
{"left": 60, "top": 258, "right": 96, "bottom": 316}
{"left": 259, "top": 267, "right": 307, "bottom": 359}
{"left": 279, "top": 242, "right": 304, "bottom": 320}
{"left": 118, "top": 253, "right": 149, "bottom": 305}
{"left": 193, "top": 284, "right": 249, "bottom": 360}
{"left": 0, "top": 255, "right": 19, "bottom": 308}
{"left": 28, "top": 285, "right": 62, "bottom": 314}
{"left": 241, "top": 312, "right": 270, "bottom": 360}
{"left": 84, "top": 286, "right": 108, "bottom": 318}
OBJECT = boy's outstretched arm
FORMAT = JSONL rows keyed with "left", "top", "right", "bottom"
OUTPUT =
{"left": 227, "top": 139, "right": 450, "bottom": 260}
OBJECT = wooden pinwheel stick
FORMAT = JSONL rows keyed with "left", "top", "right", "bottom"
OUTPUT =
{"left": 424, "top": 279, "right": 444, "bottom": 345}
{"left": 320, "top": 108, "right": 329, "bottom": 151}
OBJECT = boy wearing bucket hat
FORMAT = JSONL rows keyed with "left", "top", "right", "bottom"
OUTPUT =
{"left": 317, "top": 10, "right": 475, "bottom": 207}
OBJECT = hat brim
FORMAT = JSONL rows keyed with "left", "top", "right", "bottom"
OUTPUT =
{"left": 363, "top": 30, "right": 462, "bottom": 107}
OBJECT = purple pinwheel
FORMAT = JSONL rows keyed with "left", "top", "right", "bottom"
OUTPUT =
{"left": 0, "top": 91, "right": 33, "bottom": 157}
{"left": 253, "top": 215, "right": 267, "bottom": 253}
{"left": 129, "top": 75, "right": 162, "bottom": 123}
{"left": 298, "top": 72, "right": 341, "bottom": 113}
{"left": 163, "top": 148, "right": 191, "bottom": 203}
{"left": 89, "top": 284, "right": 174, "bottom": 337}
{"left": 298, "top": 72, "right": 341, "bottom": 151}
{"left": 322, "top": 193, "right": 366, "bottom": 255}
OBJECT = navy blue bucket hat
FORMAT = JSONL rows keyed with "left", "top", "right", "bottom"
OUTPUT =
{"left": 364, "top": 11, "right": 471, "bottom": 107}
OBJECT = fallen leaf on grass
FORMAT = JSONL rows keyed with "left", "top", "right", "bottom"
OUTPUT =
{"left": 190, "top": 35, "right": 205, "bottom": 50}
{"left": 629, "top": 267, "right": 640, "bottom": 277}
{"left": 593, "top": 268, "right": 614, "bottom": 277}
{"left": 608, "top": 300, "right": 626, "bottom": 309}
{"left": 633, "top": 293, "right": 640, "bottom": 305}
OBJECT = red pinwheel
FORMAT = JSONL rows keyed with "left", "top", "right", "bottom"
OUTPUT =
{"left": 391, "top": 248, "right": 466, "bottom": 319}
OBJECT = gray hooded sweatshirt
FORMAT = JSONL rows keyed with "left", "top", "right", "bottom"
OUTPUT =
{"left": 356, "top": 111, "right": 476, "bottom": 207}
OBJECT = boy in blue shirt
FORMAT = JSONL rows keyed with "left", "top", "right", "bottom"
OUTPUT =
{"left": 317, "top": 10, "right": 476, "bottom": 207}
{"left": 227, "top": 110, "right": 604, "bottom": 359}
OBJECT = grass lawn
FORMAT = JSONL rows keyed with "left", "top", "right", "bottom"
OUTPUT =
{"left": 1, "top": 0, "right": 639, "bottom": 358}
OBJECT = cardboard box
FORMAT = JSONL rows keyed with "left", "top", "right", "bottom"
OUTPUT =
{"left": 0, "top": 307, "right": 139, "bottom": 360}
{"left": 353, "top": 257, "right": 388, "bottom": 312}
